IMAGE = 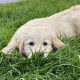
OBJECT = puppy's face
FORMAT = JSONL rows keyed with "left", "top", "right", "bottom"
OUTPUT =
{"left": 23, "top": 27, "right": 52, "bottom": 58}
{"left": 18, "top": 27, "right": 65, "bottom": 58}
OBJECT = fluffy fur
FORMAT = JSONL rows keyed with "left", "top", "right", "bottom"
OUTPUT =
{"left": 2, "top": 5, "right": 80, "bottom": 58}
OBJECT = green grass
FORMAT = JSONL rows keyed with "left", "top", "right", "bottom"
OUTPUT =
{"left": 0, "top": 0, "right": 80, "bottom": 80}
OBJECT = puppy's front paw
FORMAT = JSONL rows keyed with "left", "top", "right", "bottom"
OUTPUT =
{"left": 2, "top": 47, "right": 12, "bottom": 54}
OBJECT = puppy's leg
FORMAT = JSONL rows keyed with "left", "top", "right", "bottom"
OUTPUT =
{"left": 2, "top": 38, "right": 17, "bottom": 54}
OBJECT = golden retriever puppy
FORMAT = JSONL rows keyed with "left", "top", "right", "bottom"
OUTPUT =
{"left": 2, "top": 5, "right": 80, "bottom": 58}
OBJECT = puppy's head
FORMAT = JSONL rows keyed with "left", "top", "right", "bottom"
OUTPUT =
{"left": 17, "top": 27, "right": 65, "bottom": 58}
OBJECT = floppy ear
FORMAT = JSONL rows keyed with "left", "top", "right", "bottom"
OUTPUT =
{"left": 52, "top": 37, "right": 65, "bottom": 49}
{"left": 17, "top": 37, "right": 24, "bottom": 56}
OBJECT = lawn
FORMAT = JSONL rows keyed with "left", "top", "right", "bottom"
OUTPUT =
{"left": 0, "top": 0, "right": 80, "bottom": 80}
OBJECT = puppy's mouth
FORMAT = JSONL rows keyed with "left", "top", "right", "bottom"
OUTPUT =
{"left": 22, "top": 45, "right": 57, "bottom": 58}
{"left": 22, "top": 52, "right": 44, "bottom": 58}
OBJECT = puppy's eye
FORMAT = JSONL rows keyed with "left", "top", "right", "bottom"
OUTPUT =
{"left": 43, "top": 42, "right": 47, "bottom": 46}
{"left": 29, "top": 42, "right": 34, "bottom": 46}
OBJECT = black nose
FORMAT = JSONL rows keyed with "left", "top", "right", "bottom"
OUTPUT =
{"left": 36, "top": 52, "right": 41, "bottom": 54}
{"left": 36, "top": 52, "right": 43, "bottom": 57}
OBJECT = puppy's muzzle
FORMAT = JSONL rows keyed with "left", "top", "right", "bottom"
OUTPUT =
{"left": 22, "top": 52, "right": 44, "bottom": 58}
{"left": 36, "top": 52, "right": 43, "bottom": 56}
{"left": 36, "top": 52, "right": 41, "bottom": 54}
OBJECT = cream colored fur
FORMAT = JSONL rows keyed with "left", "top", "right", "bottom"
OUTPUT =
{"left": 2, "top": 5, "right": 80, "bottom": 58}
